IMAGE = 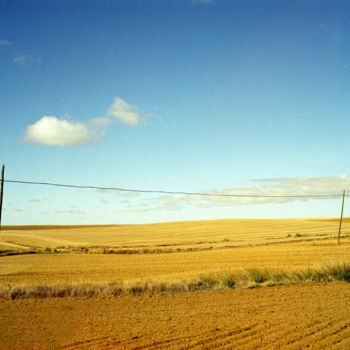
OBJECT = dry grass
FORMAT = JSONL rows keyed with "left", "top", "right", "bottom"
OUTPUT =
{"left": 1, "top": 262, "right": 349, "bottom": 299}
{"left": 201, "top": 262, "right": 350, "bottom": 288}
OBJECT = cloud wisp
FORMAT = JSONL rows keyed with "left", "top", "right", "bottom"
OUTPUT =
{"left": 23, "top": 96, "right": 154, "bottom": 147}
{"left": 107, "top": 97, "right": 141, "bottom": 126}
{"left": 0, "top": 40, "right": 11, "bottom": 47}
{"left": 14, "top": 55, "right": 41, "bottom": 65}
{"left": 116, "top": 174, "right": 350, "bottom": 212}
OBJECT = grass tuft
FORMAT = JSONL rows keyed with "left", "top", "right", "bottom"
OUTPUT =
{"left": 324, "top": 262, "right": 350, "bottom": 282}
{"left": 218, "top": 272, "right": 236, "bottom": 288}
{"left": 200, "top": 274, "right": 219, "bottom": 288}
{"left": 246, "top": 268, "right": 269, "bottom": 284}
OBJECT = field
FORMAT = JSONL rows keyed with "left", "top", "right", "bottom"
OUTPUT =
{"left": 1, "top": 218, "right": 350, "bottom": 349}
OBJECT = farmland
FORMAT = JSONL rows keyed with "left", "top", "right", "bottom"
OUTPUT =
{"left": 0, "top": 218, "right": 350, "bottom": 349}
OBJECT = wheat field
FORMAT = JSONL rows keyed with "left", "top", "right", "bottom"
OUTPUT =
{"left": 1, "top": 218, "right": 349, "bottom": 287}
{"left": 1, "top": 218, "right": 349, "bottom": 250}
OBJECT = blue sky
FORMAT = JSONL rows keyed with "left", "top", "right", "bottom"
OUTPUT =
{"left": 1, "top": 0, "right": 349, "bottom": 225}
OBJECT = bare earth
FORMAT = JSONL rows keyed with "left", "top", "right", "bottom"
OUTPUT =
{"left": 1, "top": 282, "right": 350, "bottom": 349}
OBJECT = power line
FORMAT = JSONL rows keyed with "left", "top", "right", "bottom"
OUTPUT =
{"left": 3, "top": 179, "right": 347, "bottom": 198}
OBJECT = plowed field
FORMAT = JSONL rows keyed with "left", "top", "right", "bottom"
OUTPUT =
{"left": 1, "top": 282, "right": 350, "bottom": 349}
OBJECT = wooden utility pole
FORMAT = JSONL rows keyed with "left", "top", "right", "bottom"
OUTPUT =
{"left": 337, "top": 190, "right": 345, "bottom": 245}
{"left": 0, "top": 164, "right": 4, "bottom": 230}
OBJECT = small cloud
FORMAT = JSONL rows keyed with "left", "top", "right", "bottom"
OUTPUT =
{"left": 107, "top": 97, "right": 140, "bottom": 127}
{"left": 13, "top": 208, "right": 23, "bottom": 212}
{"left": 29, "top": 199, "right": 41, "bottom": 203}
{"left": 0, "top": 40, "right": 11, "bottom": 47}
{"left": 14, "top": 54, "right": 41, "bottom": 65}
{"left": 23, "top": 116, "right": 103, "bottom": 147}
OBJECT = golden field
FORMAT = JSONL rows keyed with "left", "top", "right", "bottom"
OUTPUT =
{"left": 2, "top": 218, "right": 350, "bottom": 251}
{"left": 1, "top": 218, "right": 350, "bottom": 349}
{"left": 0, "top": 218, "right": 349, "bottom": 287}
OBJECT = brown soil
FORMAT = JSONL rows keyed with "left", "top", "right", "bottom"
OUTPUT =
{"left": 1, "top": 282, "right": 349, "bottom": 349}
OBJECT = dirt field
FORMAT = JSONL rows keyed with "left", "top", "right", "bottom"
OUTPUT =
{"left": 1, "top": 282, "right": 349, "bottom": 349}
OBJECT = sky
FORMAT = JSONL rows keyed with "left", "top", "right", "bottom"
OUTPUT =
{"left": 1, "top": 0, "right": 350, "bottom": 225}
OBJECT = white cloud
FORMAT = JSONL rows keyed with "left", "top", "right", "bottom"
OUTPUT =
{"left": 14, "top": 55, "right": 41, "bottom": 65}
{"left": 107, "top": 97, "right": 140, "bottom": 126}
{"left": 0, "top": 40, "right": 11, "bottom": 47}
{"left": 92, "top": 174, "right": 350, "bottom": 214}
{"left": 23, "top": 96, "right": 157, "bottom": 147}
{"left": 23, "top": 116, "right": 102, "bottom": 147}
{"left": 152, "top": 174, "right": 350, "bottom": 210}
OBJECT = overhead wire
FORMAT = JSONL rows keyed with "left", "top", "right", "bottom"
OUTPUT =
{"left": 3, "top": 179, "right": 347, "bottom": 198}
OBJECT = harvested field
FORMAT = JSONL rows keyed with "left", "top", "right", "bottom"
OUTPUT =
{"left": 1, "top": 218, "right": 350, "bottom": 253}
{"left": 1, "top": 239, "right": 350, "bottom": 287}
{"left": 1, "top": 218, "right": 350, "bottom": 349}
{"left": 1, "top": 282, "right": 350, "bottom": 349}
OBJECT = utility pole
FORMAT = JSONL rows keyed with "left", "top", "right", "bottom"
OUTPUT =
{"left": 337, "top": 190, "right": 345, "bottom": 245}
{"left": 0, "top": 164, "right": 4, "bottom": 230}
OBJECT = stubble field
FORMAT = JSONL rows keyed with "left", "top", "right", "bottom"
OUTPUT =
{"left": 0, "top": 218, "right": 350, "bottom": 349}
